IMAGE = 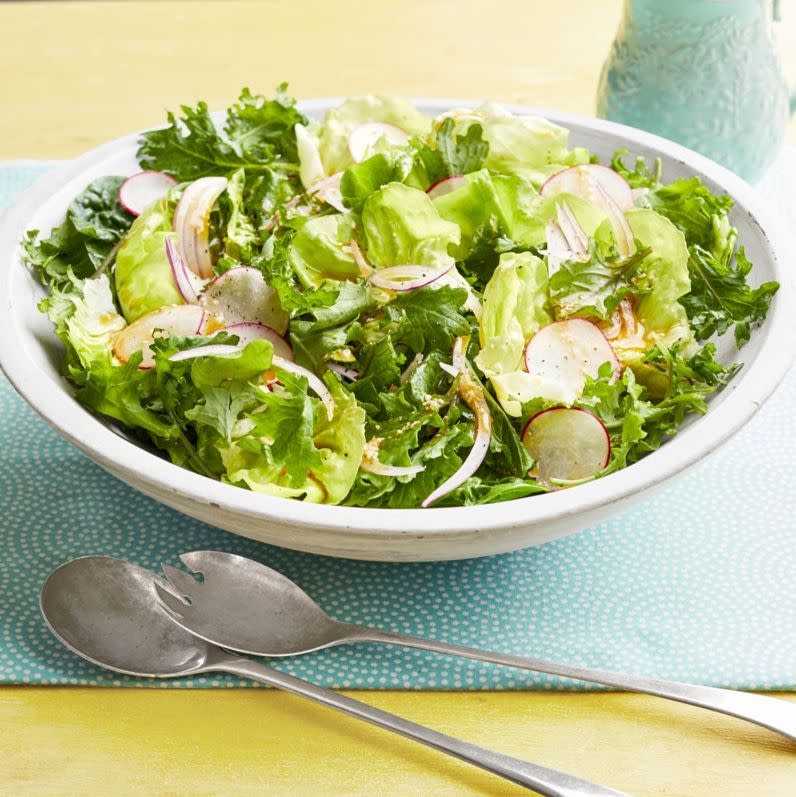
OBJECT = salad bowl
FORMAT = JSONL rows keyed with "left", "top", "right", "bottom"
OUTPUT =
{"left": 0, "top": 99, "right": 793, "bottom": 561}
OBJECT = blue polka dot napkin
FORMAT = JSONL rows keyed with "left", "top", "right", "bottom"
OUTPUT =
{"left": 1, "top": 163, "right": 795, "bottom": 690}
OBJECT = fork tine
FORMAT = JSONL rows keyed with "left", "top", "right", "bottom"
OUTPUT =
{"left": 152, "top": 581, "right": 189, "bottom": 619}
{"left": 161, "top": 564, "right": 200, "bottom": 598}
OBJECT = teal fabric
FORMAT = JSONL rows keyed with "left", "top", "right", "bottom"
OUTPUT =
{"left": 1, "top": 164, "right": 795, "bottom": 690}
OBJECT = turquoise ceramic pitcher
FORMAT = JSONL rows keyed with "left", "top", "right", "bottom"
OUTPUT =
{"left": 597, "top": 0, "right": 795, "bottom": 181}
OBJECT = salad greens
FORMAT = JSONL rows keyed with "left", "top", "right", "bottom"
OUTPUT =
{"left": 24, "top": 87, "right": 779, "bottom": 508}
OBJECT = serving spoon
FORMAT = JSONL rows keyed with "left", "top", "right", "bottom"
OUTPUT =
{"left": 155, "top": 550, "right": 796, "bottom": 743}
{"left": 40, "top": 556, "right": 632, "bottom": 797}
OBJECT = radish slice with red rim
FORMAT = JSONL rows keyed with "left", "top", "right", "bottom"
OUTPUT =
{"left": 224, "top": 322, "right": 294, "bottom": 361}
{"left": 165, "top": 237, "right": 206, "bottom": 304}
{"left": 119, "top": 171, "right": 177, "bottom": 217}
{"left": 348, "top": 122, "right": 409, "bottom": 162}
{"left": 173, "top": 177, "right": 228, "bottom": 279}
{"left": 369, "top": 263, "right": 453, "bottom": 292}
{"left": 200, "top": 267, "right": 289, "bottom": 334}
{"left": 112, "top": 304, "right": 205, "bottom": 369}
{"left": 521, "top": 407, "right": 610, "bottom": 482}
{"left": 427, "top": 175, "right": 467, "bottom": 199}
{"left": 540, "top": 164, "right": 633, "bottom": 211}
{"left": 271, "top": 356, "right": 335, "bottom": 420}
{"left": 524, "top": 319, "right": 621, "bottom": 402}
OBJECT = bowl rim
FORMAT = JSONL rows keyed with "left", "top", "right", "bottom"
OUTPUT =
{"left": 1, "top": 98, "right": 794, "bottom": 541}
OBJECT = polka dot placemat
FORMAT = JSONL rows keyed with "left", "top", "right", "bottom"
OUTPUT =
{"left": 1, "top": 164, "right": 794, "bottom": 690}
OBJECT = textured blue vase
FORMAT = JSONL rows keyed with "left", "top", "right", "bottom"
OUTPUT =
{"left": 597, "top": 0, "right": 795, "bottom": 181}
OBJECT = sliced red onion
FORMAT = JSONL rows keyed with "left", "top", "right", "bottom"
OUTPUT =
{"left": 272, "top": 356, "right": 335, "bottom": 420}
{"left": 224, "top": 322, "right": 294, "bottom": 361}
{"left": 165, "top": 236, "right": 205, "bottom": 304}
{"left": 422, "top": 337, "right": 491, "bottom": 507}
{"left": 400, "top": 353, "right": 424, "bottom": 384}
{"left": 348, "top": 240, "right": 374, "bottom": 277}
{"left": 327, "top": 362, "right": 361, "bottom": 381}
{"left": 555, "top": 202, "right": 589, "bottom": 256}
{"left": 169, "top": 344, "right": 243, "bottom": 362}
{"left": 439, "top": 362, "right": 459, "bottom": 378}
{"left": 370, "top": 263, "right": 453, "bottom": 292}
{"left": 309, "top": 173, "right": 346, "bottom": 212}
{"left": 426, "top": 174, "right": 467, "bottom": 199}
{"left": 119, "top": 171, "right": 178, "bottom": 217}
{"left": 595, "top": 183, "right": 636, "bottom": 257}
{"left": 173, "top": 176, "right": 228, "bottom": 278}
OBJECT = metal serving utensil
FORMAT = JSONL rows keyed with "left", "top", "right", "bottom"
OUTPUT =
{"left": 40, "top": 556, "right": 632, "bottom": 797}
{"left": 155, "top": 550, "right": 796, "bottom": 743}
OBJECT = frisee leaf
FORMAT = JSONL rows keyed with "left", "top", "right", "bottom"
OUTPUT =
{"left": 137, "top": 87, "right": 305, "bottom": 181}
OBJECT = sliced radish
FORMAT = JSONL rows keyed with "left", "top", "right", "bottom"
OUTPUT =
{"left": 524, "top": 319, "right": 621, "bottom": 401}
{"left": 199, "top": 267, "right": 289, "bottom": 335}
{"left": 118, "top": 171, "right": 177, "bottom": 217}
{"left": 271, "top": 357, "right": 335, "bottom": 421}
{"left": 165, "top": 237, "right": 206, "bottom": 304}
{"left": 224, "top": 322, "right": 294, "bottom": 361}
{"left": 427, "top": 175, "right": 467, "bottom": 199}
{"left": 113, "top": 304, "right": 205, "bottom": 368}
{"left": 369, "top": 263, "right": 453, "bottom": 292}
{"left": 540, "top": 164, "right": 633, "bottom": 211}
{"left": 348, "top": 122, "right": 409, "bottom": 163}
{"left": 522, "top": 407, "right": 610, "bottom": 482}
{"left": 309, "top": 173, "right": 346, "bottom": 212}
{"left": 173, "top": 176, "right": 228, "bottom": 279}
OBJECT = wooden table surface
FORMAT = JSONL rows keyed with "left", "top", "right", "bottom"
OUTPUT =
{"left": 1, "top": 2, "right": 795, "bottom": 795}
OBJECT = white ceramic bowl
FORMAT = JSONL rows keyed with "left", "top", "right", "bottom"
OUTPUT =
{"left": 1, "top": 100, "right": 794, "bottom": 561}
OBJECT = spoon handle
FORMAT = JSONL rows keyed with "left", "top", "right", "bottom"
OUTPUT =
{"left": 211, "top": 655, "right": 630, "bottom": 797}
{"left": 351, "top": 629, "right": 796, "bottom": 742}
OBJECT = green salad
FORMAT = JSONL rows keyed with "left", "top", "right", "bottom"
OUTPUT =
{"left": 24, "top": 86, "right": 779, "bottom": 508}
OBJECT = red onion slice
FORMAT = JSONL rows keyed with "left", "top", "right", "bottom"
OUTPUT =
{"left": 422, "top": 338, "right": 492, "bottom": 507}
{"left": 272, "top": 356, "right": 335, "bottom": 421}
{"left": 169, "top": 344, "right": 242, "bottom": 362}
{"left": 327, "top": 362, "right": 361, "bottom": 381}
{"left": 555, "top": 202, "right": 589, "bottom": 256}
{"left": 369, "top": 263, "right": 453, "bottom": 292}
{"left": 595, "top": 183, "right": 636, "bottom": 257}
{"left": 348, "top": 240, "right": 374, "bottom": 277}
{"left": 165, "top": 237, "right": 205, "bottom": 304}
{"left": 309, "top": 173, "right": 346, "bottom": 212}
{"left": 173, "top": 177, "right": 228, "bottom": 279}
{"left": 224, "top": 322, "right": 294, "bottom": 361}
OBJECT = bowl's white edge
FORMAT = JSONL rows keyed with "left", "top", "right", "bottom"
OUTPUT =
{"left": 1, "top": 99, "right": 795, "bottom": 542}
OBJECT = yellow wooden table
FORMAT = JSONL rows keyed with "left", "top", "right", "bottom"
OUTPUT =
{"left": 1, "top": 3, "right": 795, "bottom": 795}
